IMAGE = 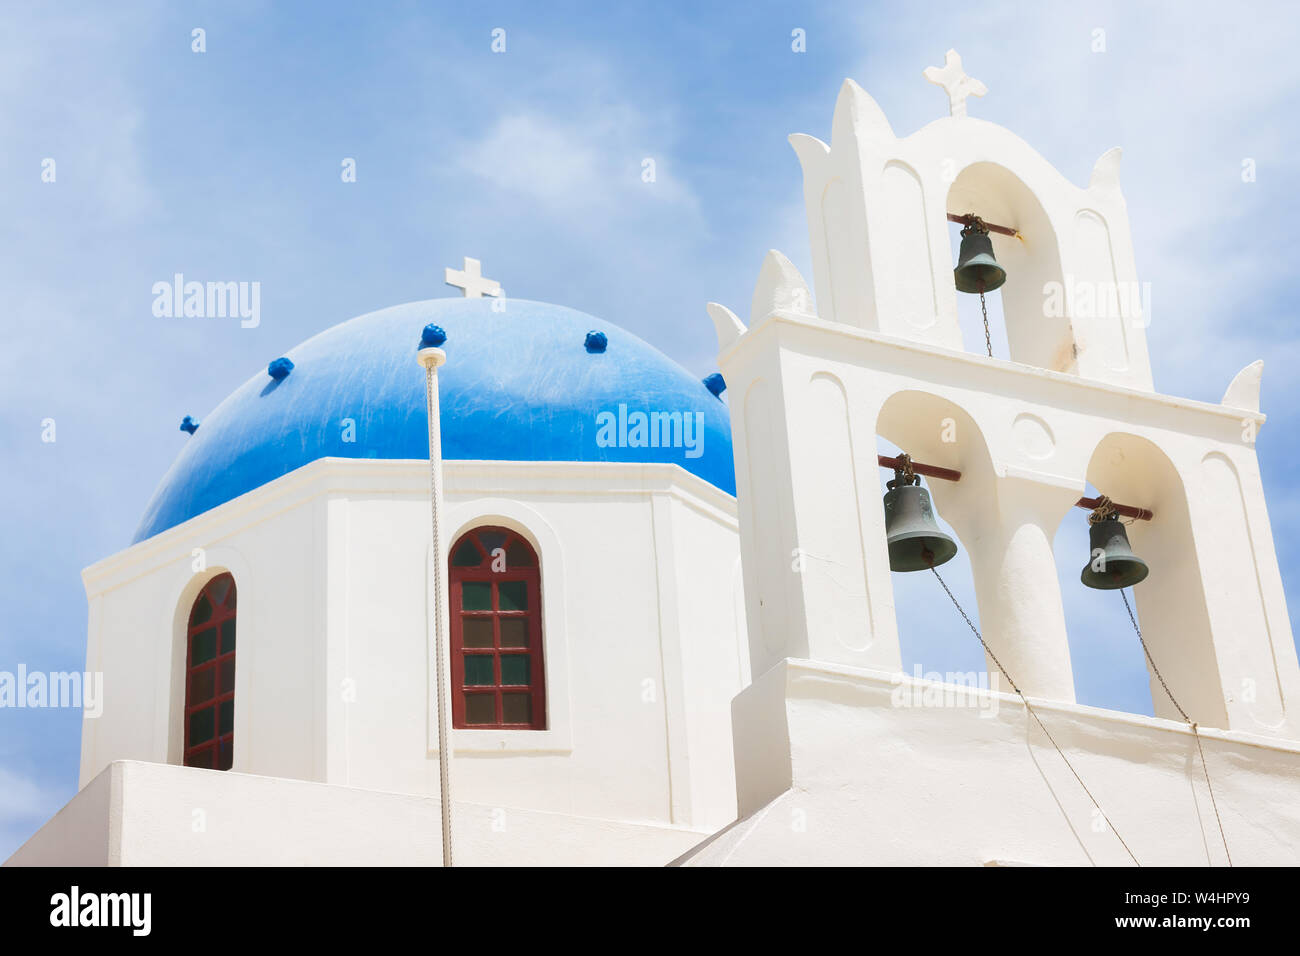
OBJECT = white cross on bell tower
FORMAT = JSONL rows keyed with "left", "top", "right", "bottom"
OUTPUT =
{"left": 444, "top": 256, "right": 502, "bottom": 299}
{"left": 923, "top": 49, "right": 987, "bottom": 118}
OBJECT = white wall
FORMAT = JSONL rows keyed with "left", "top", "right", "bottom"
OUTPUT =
{"left": 6, "top": 762, "right": 708, "bottom": 867}
{"left": 78, "top": 458, "right": 746, "bottom": 836}
{"left": 80, "top": 476, "right": 324, "bottom": 788}
{"left": 680, "top": 660, "right": 1300, "bottom": 866}
{"left": 3, "top": 762, "right": 114, "bottom": 867}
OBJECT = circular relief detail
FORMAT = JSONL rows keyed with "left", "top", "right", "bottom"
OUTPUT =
{"left": 1012, "top": 413, "right": 1055, "bottom": 461}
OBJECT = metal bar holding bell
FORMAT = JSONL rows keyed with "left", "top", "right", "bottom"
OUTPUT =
{"left": 1075, "top": 497, "right": 1153, "bottom": 521}
{"left": 946, "top": 212, "right": 1020, "bottom": 238}
{"left": 877, "top": 455, "right": 962, "bottom": 483}
{"left": 876, "top": 456, "right": 1153, "bottom": 521}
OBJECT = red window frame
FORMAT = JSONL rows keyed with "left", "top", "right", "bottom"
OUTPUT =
{"left": 449, "top": 526, "right": 546, "bottom": 730}
{"left": 183, "top": 572, "right": 237, "bottom": 770}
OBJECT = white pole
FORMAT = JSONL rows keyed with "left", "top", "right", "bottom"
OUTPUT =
{"left": 417, "top": 341, "right": 453, "bottom": 867}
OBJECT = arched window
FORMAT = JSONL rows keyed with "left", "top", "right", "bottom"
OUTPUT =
{"left": 449, "top": 526, "right": 546, "bottom": 730}
{"left": 184, "top": 573, "right": 237, "bottom": 769}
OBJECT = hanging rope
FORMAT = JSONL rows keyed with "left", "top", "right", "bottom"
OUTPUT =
{"left": 1087, "top": 494, "right": 1116, "bottom": 525}
{"left": 886, "top": 453, "right": 921, "bottom": 493}
{"left": 1119, "top": 589, "right": 1233, "bottom": 866}
{"left": 1088, "top": 493, "right": 1141, "bottom": 527}
{"left": 929, "top": 562, "right": 1141, "bottom": 866}
{"left": 423, "top": 360, "right": 455, "bottom": 868}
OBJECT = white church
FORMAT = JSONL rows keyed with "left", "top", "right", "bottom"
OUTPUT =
{"left": 10, "top": 53, "right": 1300, "bottom": 867}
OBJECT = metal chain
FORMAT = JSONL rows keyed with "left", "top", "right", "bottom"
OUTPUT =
{"left": 930, "top": 564, "right": 1141, "bottom": 866}
{"left": 930, "top": 566, "right": 1020, "bottom": 695}
{"left": 1120, "top": 589, "right": 1232, "bottom": 866}
{"left": 1120, "top": 589, "right": 1185, "bottom": 723}
{"left": 979, "top": 288, "right": 992, "bottom": 358}
{"left": 963, "top": 218, "right": 993, "bottom": 358}
{"left": 425, "top": 363, "right": 454, "bottom": 868}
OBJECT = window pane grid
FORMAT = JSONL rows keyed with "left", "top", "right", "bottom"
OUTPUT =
{"left": 184, "top": 573, "right": 237, "bottom": 770}
{"left": 450, "top": 527, "right": 545, "bottom": 730}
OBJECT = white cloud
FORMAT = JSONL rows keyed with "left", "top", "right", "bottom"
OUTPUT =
{"left": 452, "top": 104, "right": 702, "bottom": 230}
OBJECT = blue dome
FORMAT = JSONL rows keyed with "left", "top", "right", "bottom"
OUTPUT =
{"left": 135, "top": 299, "right": 735, "bottom": 542}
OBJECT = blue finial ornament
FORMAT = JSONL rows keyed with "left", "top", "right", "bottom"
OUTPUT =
{"left": 420, "top": 324, "right": 447, "bottom": 349}
{"left": 268, "top": 357, "right": 294, "bottom": 380}
{"left": 703, "top": 372, "right": 726, "bottom": 397}
{"left": 584, "top": 330, "right": 607, "bottom": 353}
{"left": 180, "top": 415, "right": 200, "bottom": 434}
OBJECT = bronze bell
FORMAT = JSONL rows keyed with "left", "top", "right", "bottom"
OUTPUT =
{"left": 1080, "top": 514, "right": 1149, "bottom": 590}
{"left": 883, "top": 476, "right": 958, "bottom": 572}
{"left": 954, "top": 218, "right": 1006, "bottom": 294}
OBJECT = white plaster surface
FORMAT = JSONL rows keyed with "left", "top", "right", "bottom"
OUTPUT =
{"left": 74, "top": 457, "right": 746, "bottom": 845}
{"left": 676, "top": 660, "right": 1300, "bottom": 866}
{"left": 7, "top": 761, "right": 706, "bottom": 867}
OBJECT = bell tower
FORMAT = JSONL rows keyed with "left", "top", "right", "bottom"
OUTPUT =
{"left": 788, "top": 51, "right": 1152, "bottom": 389}
{"left": 710, "top": 50, "right": 1300, "bottom": 751}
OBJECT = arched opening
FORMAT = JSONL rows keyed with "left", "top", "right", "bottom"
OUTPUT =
{"left": 183, "top": 572, "right": 237, "bottom": 770}
{"left": 449, "top": 525, "right": 546, "bottom": 730}
{"left": 1055, "top": 434, "right": 1226, "bottom": 726}
{"left": 946, "top": 162, "right": 1074, "bottom": 372}
{"left": 1052, "top": 480, "right": 1153, "bottom": 716}
{"left": 877, "top": 391, "right": 994, "bottom": 687}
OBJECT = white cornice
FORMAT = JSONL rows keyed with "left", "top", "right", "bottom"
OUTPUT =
{"left": 776, "top": 657, "right": 1300, "bottom": 756}
{"left": 722, "top": 310, "right": 1266, "bottom": 431}
{"left": 84, "top": 458, "right": 738, "bottom": 597}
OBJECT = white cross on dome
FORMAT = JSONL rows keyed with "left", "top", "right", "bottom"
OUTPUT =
{"left": 444, "top": 256, "right": 502, "bottom": 299}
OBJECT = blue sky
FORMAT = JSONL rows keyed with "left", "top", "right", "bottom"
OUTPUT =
{"left": 2, "top": 1, "right": 1298, "bottom": 858}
